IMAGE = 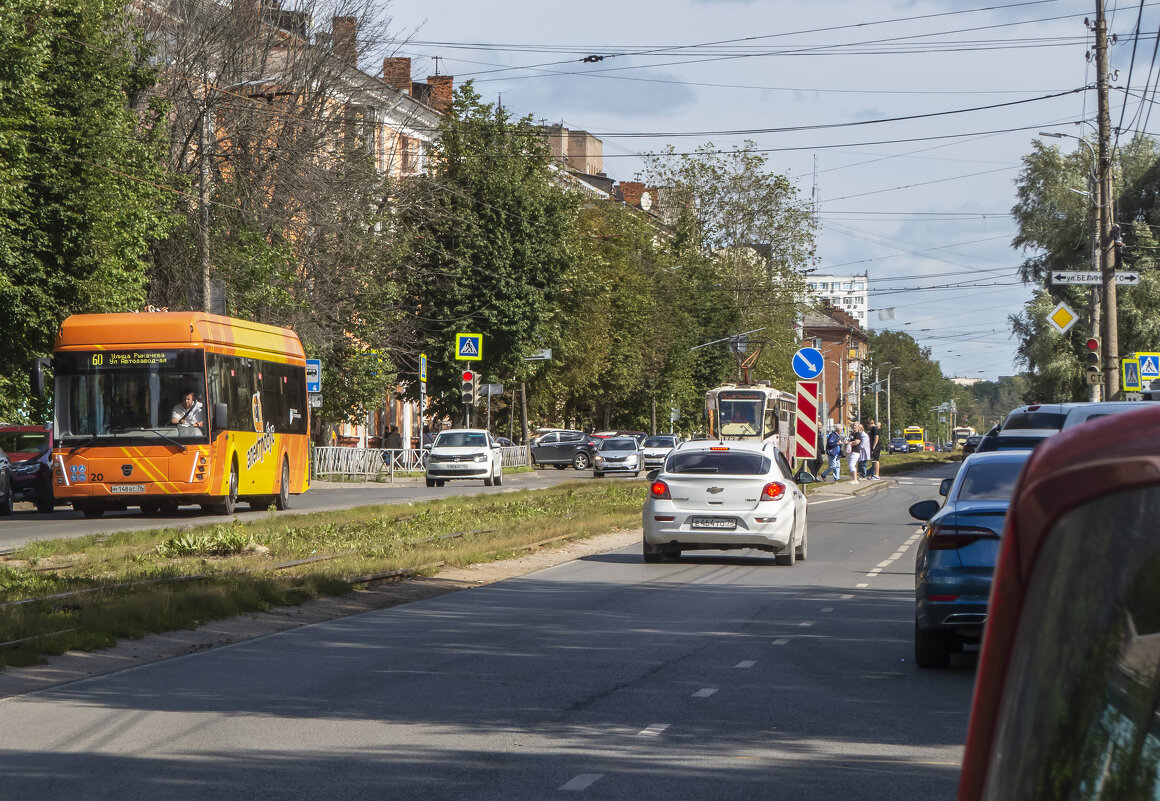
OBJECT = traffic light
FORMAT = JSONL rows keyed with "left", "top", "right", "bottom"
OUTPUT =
{"left": 461, "top": 370, "right": 475, "bottom": 404}
{"left": 1084, "top": 337, "right": 1102, "bottom": 385}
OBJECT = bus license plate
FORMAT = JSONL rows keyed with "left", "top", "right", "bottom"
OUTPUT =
{"left": 691, "top": 517, "right": 737, "bottom": 530}
{"left": 110, "top": 484, "right": 145, "bottom": 493}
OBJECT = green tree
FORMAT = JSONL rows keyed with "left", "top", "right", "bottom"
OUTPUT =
{"left": 866, "top": 330, "right": 951, "bottom": 436}
{"left": 1010, "top": 133, "right": 1160, "bottom": 400}
{"left": 642, "top": 141, "right": 815, "bottom": 392}
{"left": 0, "top": 0, "right": 176, "bottom": 420}
{"left": 394, "top": 83, "right": 579, "bottom": 420}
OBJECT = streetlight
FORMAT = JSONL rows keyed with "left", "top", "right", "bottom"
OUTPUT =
{"left": 200, "top": 78, "right": 273, "bottom": 313}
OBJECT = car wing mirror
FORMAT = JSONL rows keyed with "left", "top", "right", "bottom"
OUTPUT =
{"left": 794, "top": 470, "right": 816, "bottom": 485}
{"left": 909, "top": 499, "right": 941, "bottom": 521}
{"left": 491, "top": 442, "right": 501, "bottom": 449}
{"left": 939, "top": 478, "right": 953, "bottom": 496}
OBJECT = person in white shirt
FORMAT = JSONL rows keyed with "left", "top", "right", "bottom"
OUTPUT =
{"left": 170, "top": 391, "right": 204, "bottom": 429}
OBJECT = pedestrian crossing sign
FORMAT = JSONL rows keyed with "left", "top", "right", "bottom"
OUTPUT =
{"left": 455, "top": 333, "right": 483, "bottom": 361}
{"left": 1123, "top": 358, "right": 1142, "bottom": 392}
{"left": 1138, "top": 352, "right": 1160, "bottom": 379}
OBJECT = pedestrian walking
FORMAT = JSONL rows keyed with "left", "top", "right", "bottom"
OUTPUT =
{"left": 846, "top": 423, "right": 863, "bottom": 484}
{"left": 866, "top": 417, "right": 882, "bottom": 480}
{"left": 858, "top": 420, "right": 871, "bottom": 478}
{"left": 820, "top": 427, "right": 843, "bottom": 481}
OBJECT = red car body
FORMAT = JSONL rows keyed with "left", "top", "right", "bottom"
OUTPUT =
{"left": 958, "top": 403, "right": 1160, "bottom": 800}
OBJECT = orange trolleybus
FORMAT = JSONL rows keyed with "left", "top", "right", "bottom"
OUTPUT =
{"left": 42, "top": 312, "right": 310, "bottom": 518}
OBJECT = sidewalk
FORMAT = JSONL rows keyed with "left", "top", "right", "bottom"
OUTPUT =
{"left": 806, "top": 473, "right": 895, "bottom": 499}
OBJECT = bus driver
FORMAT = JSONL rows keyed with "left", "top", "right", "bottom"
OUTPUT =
{"left": 170, "top": 391, "right": 204, "bottom": 429}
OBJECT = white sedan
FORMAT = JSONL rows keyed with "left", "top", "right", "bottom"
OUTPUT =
{"left": 642, "top": 440, "right": 811, "bottom": 564}
{"left": 425, "top": 429, "right": 503, "bottom": 487}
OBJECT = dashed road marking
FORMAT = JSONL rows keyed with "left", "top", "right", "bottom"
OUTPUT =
{"left": 638, "top": 723, "right": 670, "bottom": 736}
{"left": 821, "top": 607, "right": 834, "bottom": 613}
{"left": 560, "top": 774, "right": 604, "bottom": 791}
{"left": 735, "top": 660, "right": 757, "bottom": 669}
{"left": 798, "top": 621, "right": 815, "bottom": 628}
{"left": 840, "top": 594, "right": 854, "bottom": 600}
{"left": 773, "top": 638, "right": 790, "bottom": 645}
{"left": 693, "top": 688, "right": 718, "bottom": 698}
{"left": 856, "top": 583, "right": 869, "bottom": 588}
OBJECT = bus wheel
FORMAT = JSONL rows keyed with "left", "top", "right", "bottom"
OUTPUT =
{"left": 275, "top": 458, "right": 290, "bottom": 510}
{"left": 216, "top": 462, "right": 238, "bottom": 515}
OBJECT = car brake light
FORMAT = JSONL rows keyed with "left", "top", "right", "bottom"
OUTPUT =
{"left": 760, "top": 482, "right": 785, "bottom": 501}
{"left": 927, "top": 594, "right": 961, "bottom": 602}
{"left": 650, "top": 480, "right": 671, "bottom": 499}
{"left": 710, "top": 446, "right": 729, "bottom": 451}
{"left": 653, "top": 515, "right": 675, "bottom": 522}
{"left": 928, "top": 524, "right": 997, "bottom": 550}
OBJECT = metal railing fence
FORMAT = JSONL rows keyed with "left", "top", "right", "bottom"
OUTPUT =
{"left": 312, "top": 446, "right": 529, "bottom": 481}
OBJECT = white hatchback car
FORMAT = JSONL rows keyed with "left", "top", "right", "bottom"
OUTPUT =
{"left": 642, "top": 440, "right": 811, "bottom": 564}
{"left": 425, "top": 429, "right": 503, "bottom": 487}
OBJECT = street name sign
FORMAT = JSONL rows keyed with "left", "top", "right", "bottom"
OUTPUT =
{"left": 455, "top": 333, "right": 483, "bottom": 361}
{"left": 792, "top": 347, "right": 824, "bottom": 380}
{"left": 1046, "top": 301, "right": 1078, "bottom": 335}
{"left": 524, "top": 348, "right": 552, "bottom": 361}
{"left": 1050, "top": 271, "right": 1140, "bottom": 285}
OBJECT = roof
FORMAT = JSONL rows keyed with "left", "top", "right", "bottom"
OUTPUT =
{"left": 55, "top": 312, "right": 305, "bottom": 361}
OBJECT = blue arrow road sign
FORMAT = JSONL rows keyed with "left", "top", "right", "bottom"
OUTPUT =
{"left": 792, "top": 347, "right": 823, "bottom": 380}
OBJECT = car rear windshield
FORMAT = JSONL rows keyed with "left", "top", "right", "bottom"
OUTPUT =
{"left": 0, "top": 431, "right": 49, "bottom": 454}
{"left": 957, "top": 460, "right": 1028, "bottom": 500}
{"left": 643, "top": 437, "right": 676, "bottom": 447}
{"left": 667, "top": 451, "right": 770, "bottom": 475}
{"left": 600, "top": 439, "right": 637, "bottom": 451}
{"left": 1003, "top": 411, "right": 1065, "bottom": 430}
{"left": 434, "top": 432, "right": 487, "bottom": 448}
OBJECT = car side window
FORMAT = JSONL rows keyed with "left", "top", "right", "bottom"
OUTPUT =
{"left": 540, "top": 433, "right": 559, "bottom": 444}
{"left": 561, "top": 433, "right": 582, "bottom": 443}
{"left": 774, "top": 450, "right": 794, "bottom": 479}
{"left": 982, "top": 486, "right": 1160, "bottom": 800}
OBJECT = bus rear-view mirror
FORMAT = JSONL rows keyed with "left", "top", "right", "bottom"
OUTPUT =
{"left": 214, "top": 403, "right": 228, "bottom": 431}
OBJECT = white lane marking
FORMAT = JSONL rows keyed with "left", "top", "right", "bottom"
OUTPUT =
{"left": 856, "top": 583, "right": 869, "bottom": 588}
{"left": 807, "top": 496, "right": 858, "bottom": 506}
{"left": 840, "top": 594, "right": 854, "bottom": 600}
{"left": 821, "top": 607, "right": 834, "bottom": 613}
{"left": 560, "top": 774, "right": 604, "bottom": 791}
{"left": 638, "top": 723, "right": 670, "bottom": 737}
{"left": 798, "top": 621, "right": 815, "bottom": 628}
{"left": 876, "top": 560, "right": 893, "bottom": 568}
{"left": 773, "top": 638, "right": 790, "bottom": 645}
{"left": 735, "top": 660, "right": 757, "bottom": 669}
{"left": 867, "top": 569, "right": 882, "bottom": 576}
{"left": 693, "top": 688, "right": 718, "bottom": 698}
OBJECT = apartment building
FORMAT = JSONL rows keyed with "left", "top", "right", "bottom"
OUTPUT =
{"left": 806, "top": 273, "right": 870, "bottom": 324}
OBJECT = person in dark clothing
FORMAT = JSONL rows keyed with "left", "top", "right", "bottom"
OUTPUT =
{"left": 866, "top": 418, "right": 882, "bottom": 480}
{"left": 820, "top": 428, "right": 842, "bottom": 481}
{"left": 384, "top": 425, "right": 403, "bottom": 450}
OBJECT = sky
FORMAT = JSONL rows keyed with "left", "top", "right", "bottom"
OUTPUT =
{"left": 375, "top": 0, "right": 1158, "bottom": 382}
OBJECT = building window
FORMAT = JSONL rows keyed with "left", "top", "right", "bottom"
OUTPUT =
{"left": 842, "top": 282, "right": 853, "bottom": 291}
{"left": 843, "top": 297, "right": 852, "bottom": 306}
{"left": 817, "top": 282, "right": 828, "bottom": 290}
{"left": 854, "top": 282, "right": 865, "bottom": 291}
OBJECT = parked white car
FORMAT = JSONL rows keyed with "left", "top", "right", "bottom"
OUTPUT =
{"left": 642, "top": 440, "right": 811, "bottom": 564}
{"left": 641, "top": 435, "right": 681, "bottom": 471}
{"left": 425, "top": 429, "right": 503, "bottom": 487}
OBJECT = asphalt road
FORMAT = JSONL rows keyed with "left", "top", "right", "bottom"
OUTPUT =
{"left": 0, "top": 467, "right": 593, "bottom": 551}
{"left": 0, "top": 463, "right": 975, "bottom": 800}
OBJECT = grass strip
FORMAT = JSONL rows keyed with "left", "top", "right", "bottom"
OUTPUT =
{"left": 0, "top": 481, "right": 645, "bottom": 670}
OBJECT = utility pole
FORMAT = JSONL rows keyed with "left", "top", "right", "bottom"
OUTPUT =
{"left": 1096, "top": 0, "right": 1120, "bottom": 399}
{"left": 199, "top": 98, "right": 212, "bottom": 313}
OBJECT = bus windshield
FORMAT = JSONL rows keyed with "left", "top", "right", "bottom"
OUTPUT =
{"left": 54, "top": 350, "right": 209, "bottom": 444}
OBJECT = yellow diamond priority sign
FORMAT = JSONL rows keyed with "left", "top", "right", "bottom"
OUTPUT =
{"left": 1047, "top": 301, "right": 1078, "bottom": 335}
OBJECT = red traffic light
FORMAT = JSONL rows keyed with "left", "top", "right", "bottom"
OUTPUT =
{"left": 1085, "top": 337, "right": 1100, "bottom": 351}
{"left": 462, "top": 370, "right": 475, "bottom": 382}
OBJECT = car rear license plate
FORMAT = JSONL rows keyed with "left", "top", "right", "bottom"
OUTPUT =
{"left": 691, "top": 517, "right": 737, "bottom": 530}
{"left": 110, "top": 484, "right": 145, "bottom": 493}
